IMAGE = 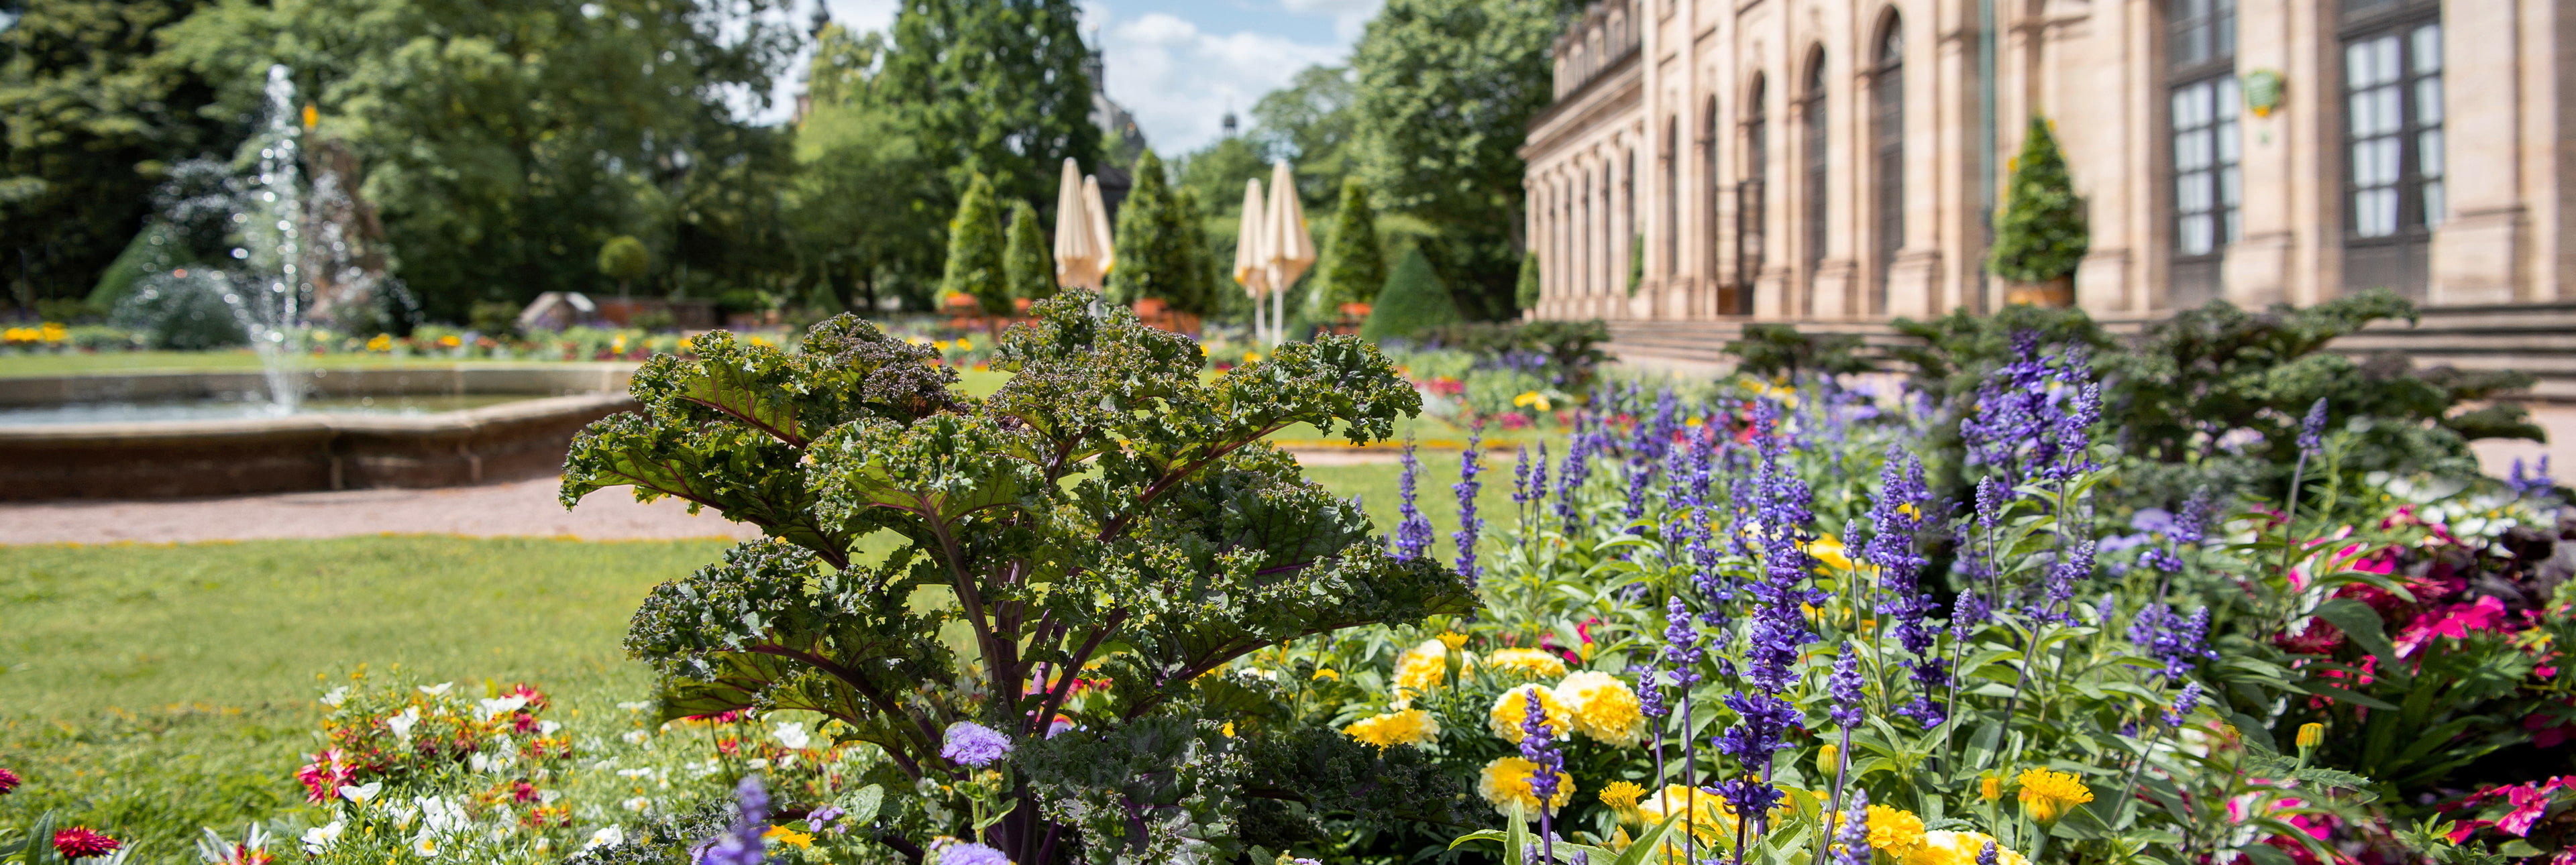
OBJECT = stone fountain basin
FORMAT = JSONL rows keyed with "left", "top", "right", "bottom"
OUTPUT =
{"left": 0, "top": 365, "right": 638, "bottom": 500}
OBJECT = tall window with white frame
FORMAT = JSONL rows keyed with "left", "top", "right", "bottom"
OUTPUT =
{"left": 2341, "top": 0, "right": 2440, "bottom": 299}
{"left": 1801, "top": 52, "right": 1828, "bottom": 311}
{"left": 1871, "top": 17, "right": 1904, "bottom": 316}
{"left": 1664, "top": 118, "right": 1679, "bottom": 278}
{"left": 1733, "top": 76, "right": 1767, "bottom": 316}
{"left": 2167, "top": 0, "right": 2238, "bottom": 309}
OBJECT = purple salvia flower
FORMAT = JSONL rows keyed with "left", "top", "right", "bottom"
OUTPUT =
{"left": 1833, "top": 788, "right": 1872, "bottom": 865}
{"left": 1521, "top": 689, "right": 1564, "bottom": 810}
{"left": 2141, "top": 545, "right": 2186, "bottom": 573}
{"left": 1828, "top": 648, "right": 1865, "bottom": 729}
{"left": 697, "top": 775, "right": 771, "bottom": 865}
{"left": 1975, "top": 475, "right": 2006, "bottom": 528}
{"left": 1951, "top": 593, "right": 1990, "bottom": 641}
{"left": 1864, "top": 447, "right": 1947, "bottom": 726}
{"left": 1554, "top": 433, "right": 1590, "bottom": 532}
{"left": 1632, "top": 662, "right": 1668, "bottom": 717}
{"left": 2165, "top": 681, "right": 2204, "bottom": 727}
{"left": 1623, "top": 458, "right": 1651, "bottom": 528}
{"left": 2173, "top": 489, "right": 2214, "bottom": 544}
{"left": 2129, "top": 603, "right": 2218, "bottom": 683}
{"left": 1663, "top": 595, "right": 1704, "bottom": 685}
{"left": 1453, "top": 427, "right": 1485, "bottom": 585}
{"left": 2511, "top": 456, "right": 2557, "bottom": 498}
{"left": 2094, "top": 594, "right": 2118, "bottom": 624}
{"left": 1977, "top": 840, "right": 2000, "bottom": 865}
{"left": 1511, "top": 445, "right": 1532, "bottom": 506}
{"left": 1530, "top": 441, "right": 1550, "bottom": 508}
{"left": 2298, "top": 398, "right": 2328, "bottom": 453}
{"left": 1394, "top": 439, "right": 1434, "bottom": 561}
{"left": 2028, "top": 540, "right": 2094, "bottom": 624}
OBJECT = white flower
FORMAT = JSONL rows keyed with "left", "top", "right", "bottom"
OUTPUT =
{"left": 388, "top": 706, "right": 421, "bottom": 742}
{"left": 409, "top": 830, "right": 441, "bottom": 859}
{"left": 419, "top": 682, "right": 454, "bottom": 697}
{"left": 623, "top": 796, "right": 651, "bottom": 812}
{"left": 621, "top": 730, "right": 650, "bottom": 745}
{"left": 616, "top": 701, "right": 651, "bottom": 711}
{"left": 318, "top": 687, "right": 350, "bottom": 707}
{"left": 337, "top": 782, "right": 382, "bottom": 805}
{"left": 300, "top": 821, "right": 344, "bottom": 854}
{"left": 616, "top": 767, "right": 657, "bottom": 779}
{"left": 773, "top": 722, "right": 810, "bottom": 750}
{"left": 474, "top": 695, "right": 529, "bottom": 722}
{"left": 583, "top": 827, "right": 625, "bottom": 852}
{"left": 468, "top": 754, "right": 492, "bottom": 774}
{"left": 414, "top": 796, "right": 470, "bottom": 835}
{"left": 538, "top": 720, "right": 562, "bottom": 735}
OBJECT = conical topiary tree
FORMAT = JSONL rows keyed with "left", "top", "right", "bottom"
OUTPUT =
{"left": 1167, "top": 186, "right": 1216, "bottom": 317}
{"left": 1358, "top": 247, "right": 1464, "bottom": 342}
{"left": 1108, "top": 150, "right": 1195, "bottom": 311}
{"left": 943, "top": 173, "right": 1008, "bottom": 319}
{"left": 1002, "top": 200, "right": 1055, "bottom": 304}
{"left": 1988, "top": 116, "right": 2088, "bottom": 286}
{"left": 1314, "top": 177, "right": 1387, "bottom": 316}
{"left": 1515, "top": 251, "right": 1541, "bottom": 312}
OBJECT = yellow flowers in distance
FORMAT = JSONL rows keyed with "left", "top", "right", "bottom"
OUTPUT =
{"left": 1476, "top": 756, "right": 1574, "bottom": 817}
{"left": 1242, "top": 351, "right": 1261, "bottom": 363}
{"left": 2015, "top": 768, "right": 2094, "bottom": 823}
{"left": 1512, "top": 391, "right": 1553, "bottom": 412}
{"left": 1342, "top": 709, "right": 1438, "bottom": 750}
{"left": 365, "top": 333, "right": 393, "bottom": 352}
{"left": 1487, "top": 648, "right": 1568, "bottom": 678}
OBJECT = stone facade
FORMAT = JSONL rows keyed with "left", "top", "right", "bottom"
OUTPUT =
{"left": 1519, "top": 0, "right": 2576, "bottom": 323}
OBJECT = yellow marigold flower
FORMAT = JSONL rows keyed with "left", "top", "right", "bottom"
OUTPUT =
{"left": 366, "top": 333, "right": 393, "bottom": 352}
{"left": 2298, "top": 722, "right": 2325, "bottom": 749}
{"left": 1436, "top": 632, "right": 1470, "bottom": 651}
{"left": 1242, "top": 351, "right": 1261, "bottom": 363}
{"left": 1311, "top": 668, "right": 1340, "bottom": 681}
{"left": 1488, "top": 683, "right": 1573, "bottom": 742}
{"left": 762, "top": 825, "right": 814, "bottom": 850}
{"left": 1393, "top": 639, "right": 1449, "bottom": 691}
{"left": 2015, "top": 768, "right": 2094, "bottom": 823}
{"left": 1898, "top": 831, "right": 2028, "bottom": 865}
{"left": 1979, "top": 776, "right": 2001, "bottom": 801}
{"left": 1553, "top": 671, "right": 1646, "bottom": 747}
{"left": 1863, "top": 804, "right": 1927, "bottom": 855}
{"left": 1487, "top": 648, "right": 1567, "bottom": 678}
{"left": 932, "top": 340, "right": 950, "bottom": 351}
{"left": 1342, "top": 709, "right": 1440, "bottom": 750}
{"left": 955, "top": 337, "right": 972, "bottom": 351}
{"left": 1805, "top": 535, "right": 1854, "bottom": 573}
{"left": 1598, "top": 781, "right": 1646, "bottom": 811}
{"left": 1476, "top": 756, "right": 1574, "bottom": 818}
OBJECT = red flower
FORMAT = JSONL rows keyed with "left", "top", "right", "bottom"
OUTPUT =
{"left": 504, "top": 683, "right": 549, "bottom": 709}
{"left": 294, "top": 749, "right": 355, "bottom": 803}
{"left": 53, "top": 827, "right": 121, "bottom": 859}
{"left": 0, "top": 766, "right": 19, "bottom": 795}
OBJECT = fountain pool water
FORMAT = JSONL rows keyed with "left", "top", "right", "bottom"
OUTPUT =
{"left": 0, "top": 393, "right": 529, "bottom": 426}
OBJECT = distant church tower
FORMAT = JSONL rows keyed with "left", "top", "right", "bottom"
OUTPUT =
{"left": 1221, "top": 110, "right": 1238, "bottom": 139}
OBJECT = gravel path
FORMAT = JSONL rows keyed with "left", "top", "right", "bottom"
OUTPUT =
{"left": 0, "top": 475, "right": 763, "bottom": 545}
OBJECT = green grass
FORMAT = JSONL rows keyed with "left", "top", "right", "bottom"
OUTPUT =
{"left": 0, "top": 449, "right": 1534, "bottom": 853}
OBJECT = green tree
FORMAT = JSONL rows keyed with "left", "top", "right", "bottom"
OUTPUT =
{"left": 1349, "top": 0, "right": 1575, "bottom": 319}
{"left": 1003, "top": 199, "right": 1053, "bottom": 303}
{"left": 1359, "top": 247, "right": 1463, "bottom": 341}
{"left": 598, "top": 235, "right": 651, "bottom": 298}
{"left": 1515, "top": 251, "right": 1541, "bottom": 310}
{"left": 0, "top": 0, "right": 225, "bottom": 310}
{"left": 1107, "top": 150, "right": 1199, "bottom": 312}
{"left": 1248, "top": 64, "right": 1358, "bottom": 205}
{"left": 1313, "top": 176, "right": 1387, "bottom": 312}
{"left": 943, "top": 173, "right": 1008, "bottom": 319}
{"left": 1988, "top": 116, "right": 2089, "bottom": 284}
{"left": 881, "top": 0, "right": 1102, "bottom": 207}
{"left": 160, "top": 0, "right": 803, "bottom": 321}
{"left": 560, "top": 296, "right": 1467, "bottom": 864}
{"left": 788, "top": 23, "right": 945, "bottom": 312}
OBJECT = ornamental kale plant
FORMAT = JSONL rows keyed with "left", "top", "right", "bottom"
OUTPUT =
{"left": 559, "top": 291, "right": 1472, "bottom": 864}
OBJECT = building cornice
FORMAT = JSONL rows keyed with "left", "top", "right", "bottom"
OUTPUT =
{"left": 1521, "top": 50, "right": 1644, "bottom": 160}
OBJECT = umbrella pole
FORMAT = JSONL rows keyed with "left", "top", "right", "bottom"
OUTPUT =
{"left": 1271, "top": 288, "right": 1285, "bottom": 347}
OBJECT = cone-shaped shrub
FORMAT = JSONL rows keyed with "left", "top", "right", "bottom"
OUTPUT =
{"left": 943, "top": 173, "right": 1008, "bottom": 315}
{"left": 1360, "top": 248, "right": 1464, "bottom": 342}
{"left": 1004, "top": 200, "right": 1055, "bottom": 302}
{"left": 1988, "top": 117, "right": 2089, "bottom": 284}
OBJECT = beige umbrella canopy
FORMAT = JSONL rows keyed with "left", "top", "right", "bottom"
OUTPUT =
{"left": 1262, "top": 162, "right": 1316, "bottom": 345}
{"left": 1232, "top": 178, "right": 1273, "bottom": 345}
{"left": 1052, "top": 158, "right": 1102, "bottom": 291}
{"left": 1083, "top": 176, "right": 1116, "bottom": 284}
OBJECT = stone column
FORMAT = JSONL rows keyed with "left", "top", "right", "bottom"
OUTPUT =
{"left": 2426, "top": 0, "right": 2529, "bottom": 304}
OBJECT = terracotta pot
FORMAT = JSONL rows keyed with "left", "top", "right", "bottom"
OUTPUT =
{"left": 1012, "top": 297, "right": 1033, "bottom": 312}
{"left": 1338, "top": 302, "right": 1373, "bottom": 319}
{"left": 2004, "top": 276, "right": 2075, "bottom": 308}
{"left": 1132, "top": 298, "right": 1167, "bottom": 316}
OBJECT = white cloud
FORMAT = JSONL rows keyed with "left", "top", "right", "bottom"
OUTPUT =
{"left": 1279, "top": 0, "right": 1383, "bottom": 42}
{"left": 1095, "top": 10, "right": 1346, "bottom": 154}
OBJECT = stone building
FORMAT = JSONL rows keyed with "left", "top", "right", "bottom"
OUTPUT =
{"left": 1519, "top": 0, "right": 2573, "bottom": 327}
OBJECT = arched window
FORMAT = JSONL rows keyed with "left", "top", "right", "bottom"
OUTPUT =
{"left": 1801, "top": 50, "right": 1829, "bottom": 296}
{"left": 1579, "top": 171, "right": 1593, "bottom": 295}
{"left": 1872, "top": 14, "right": 1904, "bottom": 314}
{"left": 1664, "top": 117, "right": 1680, "bottom": 276}
{"left": 1734, "top": 76, "right": 1766, "bottom": 315}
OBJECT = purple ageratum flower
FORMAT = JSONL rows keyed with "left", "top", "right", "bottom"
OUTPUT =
{"left": 696, "top": 775, "right": 771, "bottom": 865}
{"left": 932, "top": 840, "right": 1010, "bottom": 865}
{"left": 1833, "top": 787, "right": 1872, "bottom": 865}
{"left": 941, "top": 721, "right": 1012, "bottom": 767}
{"left": 1827, "top": 648, "right": 1865, "bottom": 729}
{"left": 2165, "top": 681, "right": 2204, "bottom": 727}
{"left": 806, "top": 805, "right": 846, "bottom": 835}
{"left": 1453, "top": 428, "right": 1486, "bottom": 585}
{"left": 2298, "top": 398, "right": 2329, "bottom": 453}
{"left": 1520, "top": 689, "right": 1565, "bottom": 806}
{"left": 1393, "top": 439, "right": 1434, "bottom": 561}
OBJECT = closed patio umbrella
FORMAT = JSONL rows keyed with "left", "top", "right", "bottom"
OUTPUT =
{"left": 1232, "top": 178, "right": 1271, "bottom": 346}
{"left": 1051, "top": 158, "right": 1101, "bottom": 290}
{"left": 1262, "top": 162, "right": 1316, "bottom": 345}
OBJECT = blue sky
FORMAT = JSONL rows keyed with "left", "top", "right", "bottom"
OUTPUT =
{"left": 801, "top": 0, "right": 1379, "bottom": 154}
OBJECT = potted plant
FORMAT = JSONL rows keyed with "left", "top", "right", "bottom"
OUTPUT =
{"left": 1988, "top": 116, "right": 2087, "bottom": 307}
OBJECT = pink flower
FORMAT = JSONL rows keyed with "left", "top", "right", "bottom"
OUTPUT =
{"left": 2396, "top": 595, "right": 2510, "bottom": 656}
{"left": 294, "top": 749, "right": 354, "bottom": 804}
{"left": 53, "top": 827, "right": 121, "bottom": 859}
{"left": 0, "top": 766, "right": 19, "bottom": 795}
